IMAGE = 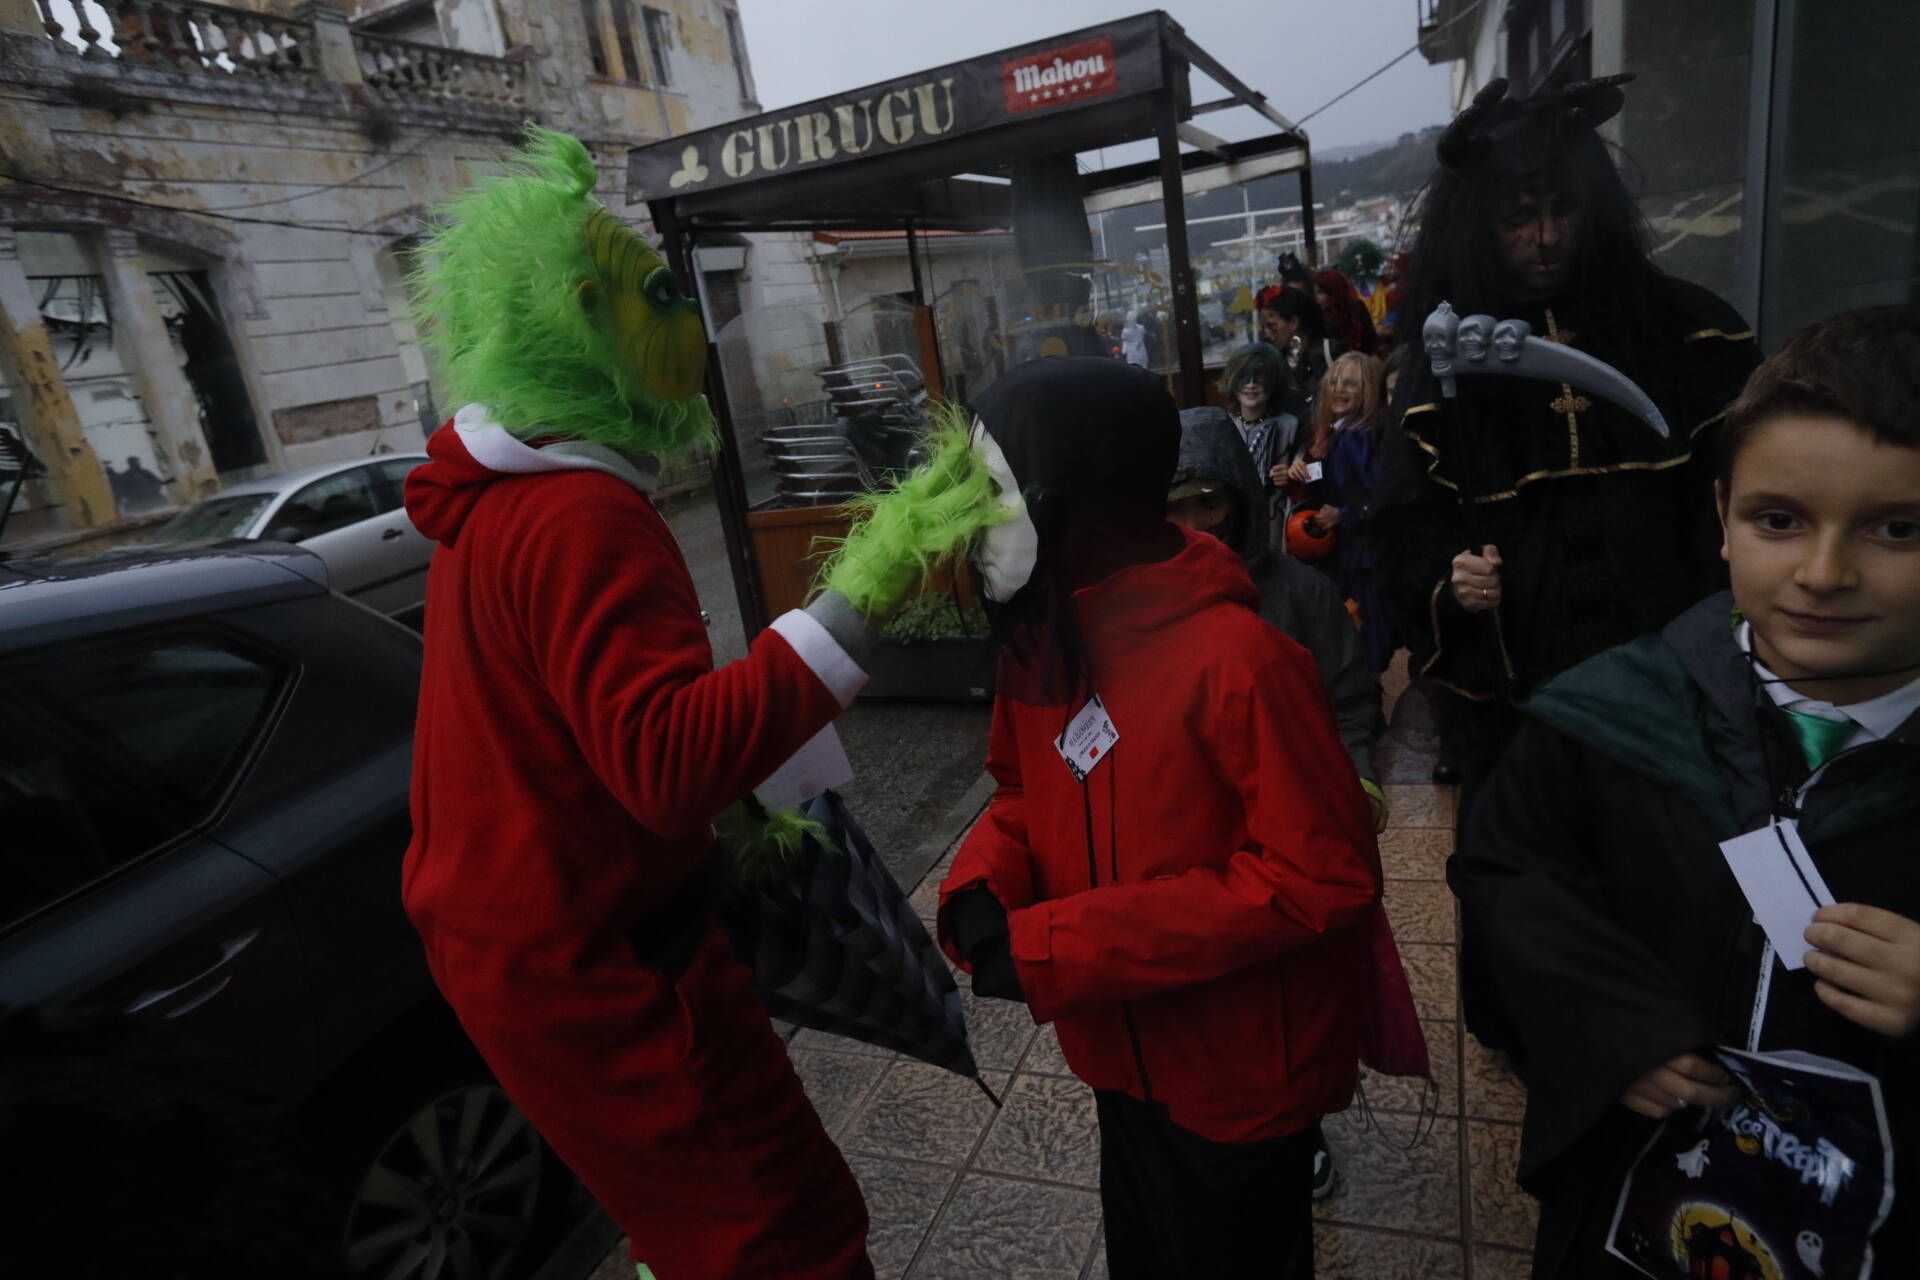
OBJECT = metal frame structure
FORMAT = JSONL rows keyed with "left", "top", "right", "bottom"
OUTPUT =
{"left": 629, "top": 10, "right": 1314, "bottom": 637}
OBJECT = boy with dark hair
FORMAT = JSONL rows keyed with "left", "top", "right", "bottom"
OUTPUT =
{"left": 1450, "top": 306, "right": 1920, "bottom": 1276}
{"left": 936, "top": 358, "right": 1424, "bottom": 1277}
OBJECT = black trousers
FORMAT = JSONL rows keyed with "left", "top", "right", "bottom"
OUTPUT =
{"left": 1095, "top": 1091, "right": 1315, "bottom": 1279}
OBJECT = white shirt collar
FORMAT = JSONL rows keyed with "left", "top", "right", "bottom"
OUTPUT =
{"left": 1737, "top": 620, "right": 1920, "bottom": 742}
{"left": 452, "top": 403, "right": 659, "bottom": 495}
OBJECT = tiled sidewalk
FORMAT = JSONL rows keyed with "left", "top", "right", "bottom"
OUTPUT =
{"left": 592, "top": 665, "right": 1540, "bottom": 1278}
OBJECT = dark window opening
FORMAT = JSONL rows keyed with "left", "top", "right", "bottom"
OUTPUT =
{"left": 155, "top": 272, "right": 266, "bottom": 475}
{"left": 579, "top": 0, "right": 609, "bottom": 76}
{"left": 703, "top": 269, "right": 743, "bottom": 332}
{"left": 641, "top": 6, "right": 673, "bottom": 86}
{"left": 611, "top": 0, "right": 643, "bottom": 85}
{"left": 724, "top": 7, "right": 752, "bottom": 101}
{"left": 1505, "top": 0, "right": 1591, "bottom": 96}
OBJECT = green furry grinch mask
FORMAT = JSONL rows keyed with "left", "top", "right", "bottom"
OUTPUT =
{"left": 413, "top": 125, "right": 716, "bottom": 458}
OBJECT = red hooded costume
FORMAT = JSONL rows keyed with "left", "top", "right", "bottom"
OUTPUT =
{"left": 403, "top": 405, "right": 873, "bottom": 1278}
{"left": 938, "top": 530, "right": 1426, "bottom": 1144}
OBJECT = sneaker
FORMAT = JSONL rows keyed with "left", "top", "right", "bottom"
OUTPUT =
{"left": 1310, "top": 1134, "right": 1336, "bottom": 1200}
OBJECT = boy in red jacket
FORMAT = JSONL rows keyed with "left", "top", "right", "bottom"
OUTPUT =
{"left": 938, "top": 358, "right": 1424, "bottom": 1278}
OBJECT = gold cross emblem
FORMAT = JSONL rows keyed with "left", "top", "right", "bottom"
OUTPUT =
{"left": 1551, "top": 390, "right": 1592, "bottom": 417}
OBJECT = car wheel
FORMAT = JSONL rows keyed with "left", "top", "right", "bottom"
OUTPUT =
{"left": 336, "top": 1079, "right": 561, "bottom": 1280}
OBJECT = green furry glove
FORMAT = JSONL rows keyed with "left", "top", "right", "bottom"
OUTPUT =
{"left": 713, "top": 797, "right": 835, "bottom": 889}
{"left": 816, "top": 406, "right": 1010, "bottom": 620}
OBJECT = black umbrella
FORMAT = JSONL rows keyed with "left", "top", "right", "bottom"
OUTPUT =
{"left": 717, "top": 792, "right": 1000, "bottom": 1107}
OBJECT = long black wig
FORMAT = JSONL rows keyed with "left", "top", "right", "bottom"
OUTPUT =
{"left": 1393, "top": 76, "right": 1668, "bottom": 393}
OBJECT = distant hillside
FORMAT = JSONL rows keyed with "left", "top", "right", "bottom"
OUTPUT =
{"left": 1313, "top": 126, "right": 1444, "bottom": 204}
{"left": 1096, "top": 126, "right": 1443, "bottom": 264}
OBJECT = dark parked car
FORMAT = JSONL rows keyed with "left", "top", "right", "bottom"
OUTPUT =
{"left": 0, "top": 544, "right": 574, "bottom": 1279}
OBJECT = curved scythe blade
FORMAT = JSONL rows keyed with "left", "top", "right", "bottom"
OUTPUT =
{"left": 1424, "top": 305, "right": 1671, "bottom": 439}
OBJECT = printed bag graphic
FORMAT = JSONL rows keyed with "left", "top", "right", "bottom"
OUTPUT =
{"left": 1606, "top": 1049, "right": 1894, "bottom": 1280}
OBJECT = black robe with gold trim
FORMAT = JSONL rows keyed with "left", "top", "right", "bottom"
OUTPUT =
{"left": 1377, "top": 274, "right": 1759, "bottom": 745}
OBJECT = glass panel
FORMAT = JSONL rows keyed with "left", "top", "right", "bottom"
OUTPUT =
{"left": 269, "top": 468, "right": 382, "bottom": 541}
{"left": 373, "top": 458, "right": 423, "bottom": 512}
{"left": 0, "top": 632, "right": 283, "bottom": 922}
{"left": 151, "top": 493, "right": 272, "bottom": 541}
{"left": 1759, "top": 0, "right": 1920, "bottom": 342}
{"left": 712, "top": 298, "right": 841, "bottom": 510}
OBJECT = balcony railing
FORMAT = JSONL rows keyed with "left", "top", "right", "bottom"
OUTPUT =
{"left": 355, "top": 30, "right": 527, "bottom": 109}
{"left": 34, "top": 0, "right": 317, "bottom": 81}
{"left": 32, "top": 0, "right": 530, "bottom": 109}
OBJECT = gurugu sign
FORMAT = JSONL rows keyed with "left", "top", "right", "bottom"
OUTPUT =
{"left": 630, "top": 18, "right": 1163, "bottom": 202}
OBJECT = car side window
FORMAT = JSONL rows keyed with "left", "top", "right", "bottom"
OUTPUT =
{"left": 0, "top": 633, "right": 285, "bottom": 928}
{"left": 372, "top": 458, "right": 421, "bottom": 515}
{"left": 268, "top": 468, "right": 382, "bottom": 542}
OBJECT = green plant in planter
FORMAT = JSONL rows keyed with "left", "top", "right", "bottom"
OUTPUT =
{"left": 881, "top": 592, "right": 990, "bottom": 643}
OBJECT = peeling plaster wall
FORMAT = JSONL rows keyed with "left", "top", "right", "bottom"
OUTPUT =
{"left": 1, "top": 0, "right": 770, "bottom": 501}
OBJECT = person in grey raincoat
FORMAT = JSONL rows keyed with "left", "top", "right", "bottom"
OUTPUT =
{"left": 1171, "top": 407, "right": 1387, "bottom": 824}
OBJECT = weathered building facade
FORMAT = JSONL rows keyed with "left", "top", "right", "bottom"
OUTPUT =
{"left": 0, "top": 0, "right": 816, "bottom": 543}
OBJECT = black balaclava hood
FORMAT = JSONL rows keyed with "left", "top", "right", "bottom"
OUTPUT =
{"left": 1171, "top": 406, "right": 1266, "bottom": 562}
{"left": 970, "top": 357, "right": 1180, "bottom": 697}
{"left": 973, "top": 356, "right": 1180, "bottom": 517}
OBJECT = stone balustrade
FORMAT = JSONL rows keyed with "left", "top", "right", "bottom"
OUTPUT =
{"left": 31, "top": 0, "right": 531, "bottom": 109}
{"left": 355, "top": 30, "right": 527, "bottom": 109}
{"left": 34, "top": 0, "right": 318, "bottom": 81}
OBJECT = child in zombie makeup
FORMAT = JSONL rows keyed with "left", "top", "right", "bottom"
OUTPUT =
{"left": 936, "top": 357, "right": 1425, "bottom": 1278}
{"left": 401, "top": 128, "right": 1000, "bottom": 1280}
{"left": 1450, "top": 307, "right": 1920, "bottom": 1276}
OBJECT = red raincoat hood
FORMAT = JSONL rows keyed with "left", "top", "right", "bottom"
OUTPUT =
{"left": 404, "top": 404, "right": 657, "bottom": 547}
{"left": 1073, "top": 526, "right": 1261, "bottom": 651}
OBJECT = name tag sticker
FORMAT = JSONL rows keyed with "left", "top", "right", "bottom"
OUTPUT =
{"left": 1055, "top": 695, "right": 1118, "bottom": 781}
{"left": 1305, "top": 461, "right": 1324, "bottom": 482}
{"left": 1719, "top": 819, "right": 1835, "bottom": 970}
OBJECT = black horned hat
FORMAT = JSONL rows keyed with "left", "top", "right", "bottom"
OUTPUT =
{"left": 1435, "top": 74, "right": 1634, "bottom": 176}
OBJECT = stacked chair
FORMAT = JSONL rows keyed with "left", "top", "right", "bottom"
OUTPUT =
{"left": 763, "top": 355, "right": 928, "bottom": 506}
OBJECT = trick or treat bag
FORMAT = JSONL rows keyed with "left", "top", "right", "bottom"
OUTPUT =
{"left": 1606, "top": 1049, "right": 1895, "bottom": 1280}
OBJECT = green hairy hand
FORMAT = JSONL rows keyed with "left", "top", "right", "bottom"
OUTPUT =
{"left": 818, "top": 404, "right": 1010, "bottom": 617}
{"left": 713, "top": 798, "right": 835, "bottom": 889}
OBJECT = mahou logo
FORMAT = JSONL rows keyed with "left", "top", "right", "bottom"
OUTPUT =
{"left": 1003, "top": 36, "right": 1117, "bottom": 115}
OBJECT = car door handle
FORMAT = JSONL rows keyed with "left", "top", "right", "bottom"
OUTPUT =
{"left": 124, "top": 930, "right": 261, "bottom": 1019}
{"left": 381, "top": 527, "right": 405, "bottom": 540}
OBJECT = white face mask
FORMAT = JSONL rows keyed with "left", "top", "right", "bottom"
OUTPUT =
{"left": 969, "top": 419, "right": 1040, "bottom": 603}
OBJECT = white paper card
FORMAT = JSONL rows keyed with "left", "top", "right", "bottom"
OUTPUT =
{"left": 1718, "top": 819, "right": 1835, "bottom": 971}
{"left": 754, "top": 723, "right": 854, "bottom": 812}
{"left": 1054, "top": 695, "right": 1118, "bottom": 781}
{"left": 1305, "top": 461, "right": 1325, "bottom": 482}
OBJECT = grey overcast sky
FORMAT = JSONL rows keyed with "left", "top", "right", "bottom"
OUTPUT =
{"left": 733, "top": 0, "right": 1457, "bottom": 158}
